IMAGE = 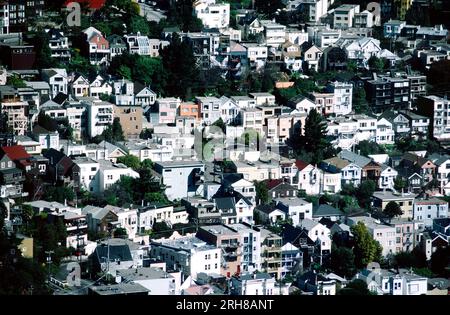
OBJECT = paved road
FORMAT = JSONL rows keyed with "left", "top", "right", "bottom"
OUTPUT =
{"left": 138, "top": 3, "right": 166, "bottom": 22}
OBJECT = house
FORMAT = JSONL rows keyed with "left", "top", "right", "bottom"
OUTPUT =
{"left": 379, "top": 164, "right": 398, "bottom": 190}
{"left": 137, "top": 203, "right": 174, "bottom": 232}
{"left": 150, "top": 236, "right": 221, "bottom": 280}
{"left": 281, "top": 41, "right": 302, "bottom": 72}
{"left": 213, "top": 194, "right": 254, "bottom": 225}
{"left": 242, "top": 43, "right": 268, "bottom": 70}
{"left": 301, "top": 44, "right": 323, "bottom": 72}
{"left": 365, "top": 76, "right": 411, "bottom": 113}
{"left": 383, "top": 20, "right": 406, "bottom": 38}
{"left": 115, "top": 267, "right": 177, "bottom": 295}
{"left": 124, "top": 33, "right": 151, "bottom": 56}
{"left": 322, "top": 157, "right": 361, "bottom": 186}
{"left": 90, "top": 238, "right": 144, "bottom": 275}
{"left": 46, "top": 29, "right": 71, "bottom": 62}
{"left": 41, "top": 68, "right": 68, "bottom": 99}
{"left": 113, "top": 105, "right": 143, "bottom": 139}
{"left": 134, "top": 83, "right": 156, "bottom": 107}
{"left": 113, "top": 79, "right": 135, "bottom": 105}
{"left": 43, "top": 148, "right": 74, "bottom": 183}
{"left": 197, "top": 224, "right": 241, "bottom": 276}
{"left": 280, "top": 242, "right": 302, "bottom": 277}
{"left": 193, "top": 0, "right": 230, "bottom": 29}
{"left": 372, "top": 190, "right": 416, "bottom": 219}
{"left": 288, "top": 95, "right": 317, "bottom": 115}
{"left": 355, "top": 268, "right": 427, "bottom": 295}
{"left": 156, "top": 97, "right": 181, "bottom": 125}
{"left": 431, "top": 154, "right": 450, "bottom": 195}
{"left": 222, "top": 175, "right": 256, "bottom": 204}
{"left": 89, "top": 75, "right": 112, "bottom": 98}
{"left": 274, "top": 197, "right": 313, "bottom": 226}
{"left": 32, "top": 125, "right": 59, "bottom": 150}
{"left": 82, "top": 205, "right": 120, "bottom": 235}
{"left": 83, "top": 99, "right": 114, "bottom": 138}
{"left": 347, "top": 217, "right": 397, "bottom": 256}
{"left": 297, "top": 271, "right": 336, "bottom": 295}
{"left": 298, "top": 219, "right": 332, "bottom": 255}
{"left": 318, "top": 163, "right": 342, "bottom": 194}
{"left": 417, "top": 95, "right": 450, "bottom": 142}
{"left": 0, "top": 85, "right": 29, "bottom": 135}
{"left": 266, "top": 179, "right": 297, "bottom": 200}
{"left": 338, "top": 150, "right": 382, "bottom": 183}
{"left": 254, "top": 204, "right": 286, "bottom": 225}
{"left": 107, "top": 34, "right": 127, "bottom": 59}
{"left": 71, "top": 74, "right": 90, "bottom": 98}
{"left": 299, "top": 0, "right": 331, "bottom": 22}
{"left": 398, "top": 152, "right": 435, "bottom": 186}
{"left": 154, "top": 161, "right": 204, "bottom": 201}
{"left": 313, "top": 204, "right": 345, "bottom": 222}
{"left": 72, "top": 157, "right": 139, "bottom": 194}
{"left": 295, "top": 160, "right": 321, "bottom": 195}
{"left": 82, "top": 26, "right": 110, "bottom": 65}
{"left": 0, "top": 150, "right": 25, "bottom": 198}
{"left": 230, "top": 273, "right": 275, "bottom": 295}
{"left": 260, "top": 228, "right": 283, "bottom": 279}
{"left": 325, "top": 81, "right": 353, "bottom": 116}
{"left": 196, "top": 96, "right": 222, "bottom": 125}
{"left": 261, "top": 20, "right": 286, "bottom": 48}
{"left": 333, "top": 4, "right": 360, "bottom": 29}
{"left": 48, "top": 210, "right": 88, "bottom": 250}
{"left": 229, "top": 223, "right": 261, "bottom": 272}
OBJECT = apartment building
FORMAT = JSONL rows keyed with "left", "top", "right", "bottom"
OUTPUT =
{"left": 416, "top": 95, "right": 450, "bottom": 141}
{"left": 333, "top": 4, "right": 360, "bottom": 29}
{"left": 84, "top": 99, "right": 114, "bottom": 138}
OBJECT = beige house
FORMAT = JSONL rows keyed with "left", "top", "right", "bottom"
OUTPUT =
{"left": 113, "top": 105, "right": 143, "bottom": 139}
{"left": 372, "top": 191, "right": 416, "bottom": 219}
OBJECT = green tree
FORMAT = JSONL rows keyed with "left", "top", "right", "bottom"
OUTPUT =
{"left": 129, "top": 15, "right": 150, "bottom": 34}
{"left": 368, "top": 56, "right": 387, "bottom": 72}
{"left": 353, "top": 87, "right": 369, "bottom": 114}
{"left": 254, "top": 181, "right": 269, "bottom": 205}
{"left": 160, "top": 33, "right": 199, "bottom": 98}
{"left": 294, "top": 108, "right": 332, "bottom": 164}
{"left": 351, "top": 221, "right": 383, "bottom": 268}
{"left": 355, "top": 140, "right": 385, "bottom": 156}
{"left": 118, "top": 65, "right": 132, "bottom": 80}
{"left": 7, "top": 75, "right": 27, "bottom": 88}
{"left": 338, "top": 279, "right": 373, "bottom": 295}
{"left": 430, "top": 246, "right": 450, "bottom": 277}
{"left": 112, "top": 118, "right": 125, "bottom": 142}
{"left": 393, "top": 176, "right": 407, "bottom": 192}
{"left": 113, "top": 228, "right": 128, "bottom": 238}
{"left": 37, "top": 112, "right": 58, "bottom": 132}
{"left": 329, "top": 246, "right": 357, "bottom": 279}
{"left": 117, "top": 155, "right": 141, "bottom": 170}
{"left": 383, "top": 201, "right": 403, "bottom": 221}
{"left": 133, "top": 57, "right": 167, "bottom": 92}
{"left": 356, "top": 180, "right": 376, "bottom": 209}
{"left": 44, "top": 186, "right": 75, "bottom": 203}
{"left": 211, "top": 118, "right": 226, "bottom": 133}
{"left": 32, "top": 29, "right": 57, "bottom": 69}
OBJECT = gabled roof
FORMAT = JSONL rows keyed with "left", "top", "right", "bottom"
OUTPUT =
{"left": 313, "top": 204, "right": 344, "bottom": 218}
{"left": 338, "top": 150, "right": 372, "bottom": 168}
{"left": 1, "top": 145, "right": 31, "bottom": 161}
{"left": 295, "top": 160, "right": 310, "bottom": 171}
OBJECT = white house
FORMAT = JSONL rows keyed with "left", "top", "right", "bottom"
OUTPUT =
{"left": 295, "top": 161, "right": 321, "bottom": 195}
{"left": 230, "top": 273, "right": 275, "bottom": 295}
{"left": 138, "top": 204, "right": 175, "bottom": 232}
{"left": 326, "top": 81, "right": 353, "bottom": 116}
{"left": 41, "top": 68, "right": 68, "bottom": 99}
{"left": 154, "top": 161, "right": 205, "bottom": 201}
{"left": 298, "top": 218, "right": 332, "bottom": 254}
{"left": 84, "top": 99, "right": 114, "bottom": 138}
{"left": 71, "top": 74, "right": 90, "bottom": 98}
{"left": 98, "top": 160, "right": 139, "bottom": 192}
{"left": 124, "top": 33, "right": 151, "bottom": 56}
{"left": 379, "top": 164, "right": 398, "bottom": 190}
{"left": 275, "top": 197, "right": 313, "bottom": 226}
{"left": 193, "top": 0, "right": 230, "bottom": 29}
{"left": 229, "top": 223, "right": 261, "bottom": 272}
{"left": 413, "top": 198, "right": 449, "bottom": 228}
{"left": 376, "top": 118, "right": 395, "bottom": 145}
{"left": 150, "top": 236, "right": 221, "bottom": 280}
{"left": 89, "top": 75, "right": 113, "bottom": 98}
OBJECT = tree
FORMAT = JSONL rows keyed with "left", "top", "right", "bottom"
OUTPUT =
{"left": 383, "top": 201, "right": 403, "bottom": 221}
{"left": 37, "top": 112, "right": 58, "bottom": 132}
{"left": 329, "top": 246, "right": 356, "bottom": 279}
{"left": 32, "top": 29, "right": 57, "bottom": 69}
{"left": 368, "top": 56, "right": 387, "bottom": 72}
{"left": 129, "top": 15, "right": 150, "bottom": 34}
{"left": 353, "top": 87, "right": 369, "bottom": 114}
{"left": 117, "top": 155, "right": 141, "bottom": 170}
{"left": 160, "top": 33, "right": 199, "bottom": 98}
{"left": 351, "top": 222, "right": 383, "bottom": 268}
{"left": 356, "top": 180, "right": 376, "bottom": 209}
{"left": 211, "top": 118, "right": 226, "bottom": 133}
{"left": 337, "top": 279, "right": 373, "bottom": 295}
{"left": 112, "top": 118, "right": 125, "bottom": 142}
{"left": 7, "top": 75, "right": 27, "bottom": 88}
{"left": 430, "top": 246, "right": 450, "bottom": 277}
{"left": 44, "top": 185, "right": 75, "bottom": 203}
{"left": 133, "top": 57, "right": 167, "bottom": 93}
{"left": 355, "top": 140, "right": 385, "bottom": 156}
{"left": 254, "top": 0, "right": 284, "bottom": 16}
{"left": 393, "top": 176, "right": 407, "bottom": 192}
{"left": 113, "top": 228, "right": 128, "bottom": 238}
{"left": 254, "top": 181, "right": 269, "bottom": 205}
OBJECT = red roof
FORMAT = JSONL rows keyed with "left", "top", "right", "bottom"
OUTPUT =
{"left": 1, "top": 145, "right": 32, "bottom": 161}
{"left": 64, "top": 0, "right": 106, "bottom": 10}
{"left": 265, "top": 179, "right": 283, "bottom": 190}
{"left": 295, "top": 160, "right": 310, "bottom": 171}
